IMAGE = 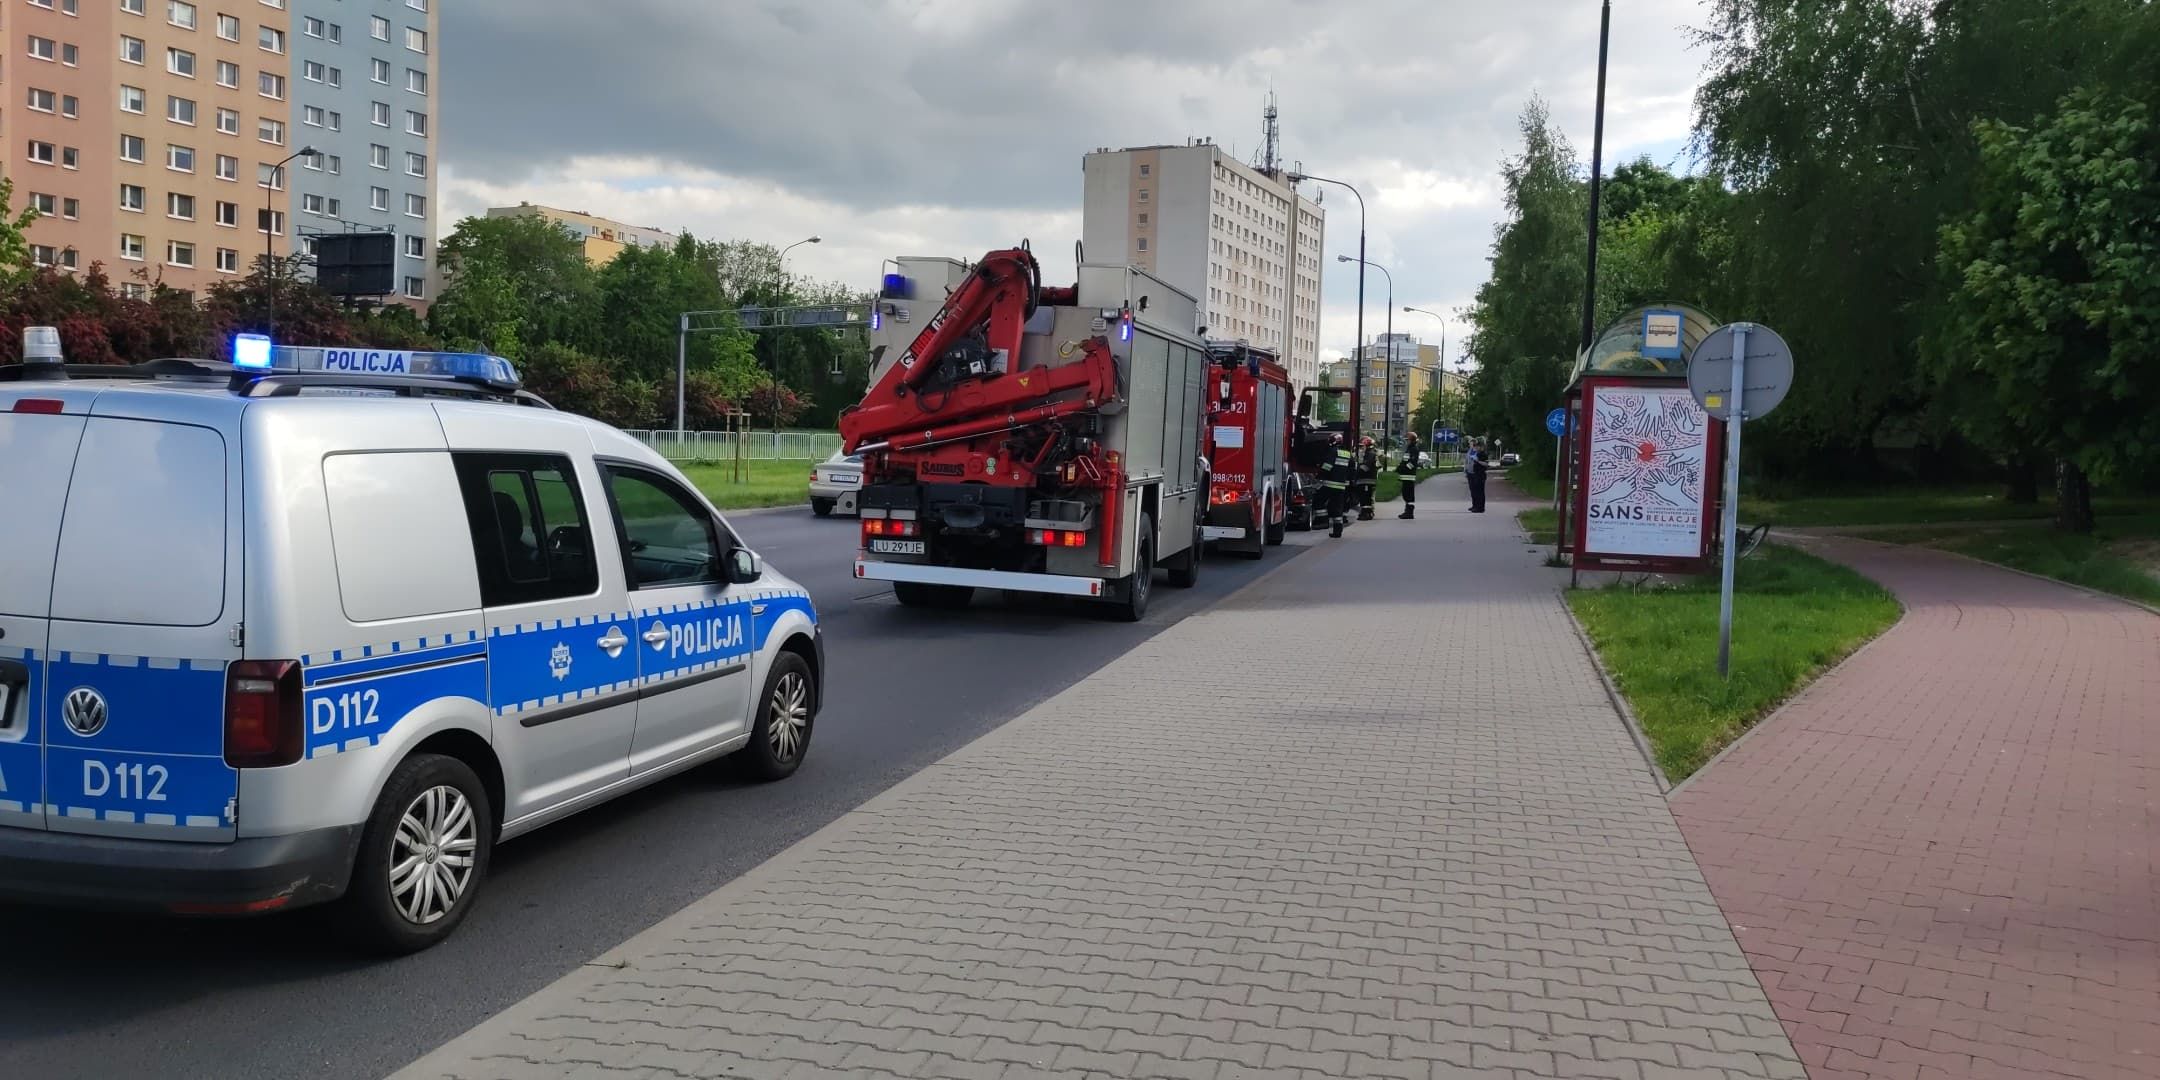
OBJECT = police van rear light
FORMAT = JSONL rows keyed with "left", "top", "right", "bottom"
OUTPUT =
{"left": 12, "top": 398, "right": 65, "bottom": 414}
{"left": 225, "top": 660, "right": 303, "bottom": 768}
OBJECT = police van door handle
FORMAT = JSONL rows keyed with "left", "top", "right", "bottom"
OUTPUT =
{"left": 642, "top": 626, "right": 670, "bottom": 645}
{"left": 597, "top": 629, "right": 629, "bottom": 656}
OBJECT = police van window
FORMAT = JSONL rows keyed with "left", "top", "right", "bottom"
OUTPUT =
{"left": 603, "top": 467, "right": 719, "bottom": 590}
{"left": 51, "top": 418, "right": 227, "bottom": 627}
{"left": 322, "top": 451, "right": 480, "bottom": 622}
{"left": 0, "top": 411, "right": 83, "bottom": 619}
{"left": 451, "top": 453, "right": 598, "bottom": 607}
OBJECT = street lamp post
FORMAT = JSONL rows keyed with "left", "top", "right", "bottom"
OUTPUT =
{"left": 1286, "top": 173, "right": 1366, "bottom": 441}
{"left": 1404, "top": 305, "right": 1450, "bottom": 454}
{"left": 266, "top": 146, "right": 315, "bottom": 342}
{"left": 762, "top": 236, "right": 822, "bottom": 441}
{"left": 673, "top": 236, "right": 822, "bottom": 432}
{"left": 1340, "top": 255, "right": 1392, "bottom": 444}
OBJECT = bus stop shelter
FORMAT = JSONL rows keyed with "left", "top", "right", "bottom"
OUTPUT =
{"left": 1556, "top": 304, "right": 1725, "bottom": 576}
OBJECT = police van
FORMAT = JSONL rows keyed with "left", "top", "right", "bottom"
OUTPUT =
{"left": 0, "top": 330, "right": 822, "bottom": 952}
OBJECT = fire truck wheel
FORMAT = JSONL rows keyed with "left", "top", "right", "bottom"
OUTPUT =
{"left": 1265, "top": 501, "right": 1286, "bottom": 546}
{"left": 894, "top": 582, "right": 973, "bottom": 609}
{"left": 1112, "top": 516, "right": 1154, "bottom": 622}
{"left": 810, "top": 498, "right": 835, "bottom": 517}
{"left": 1166, "top": 518, "right": 1202, "bottom": 588}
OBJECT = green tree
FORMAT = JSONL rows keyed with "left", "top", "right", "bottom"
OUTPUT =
{"left": 0, "top": 175, "right": 45, "bottom": 289}
{"left": 1462, "top": 96, "right": 1586, "bottom": 473}
{"left": 1932, "top": 89, "right": 2160, "bottom": 532}
{"left": 431, "top": 213, "right": 598, "bottom": 357}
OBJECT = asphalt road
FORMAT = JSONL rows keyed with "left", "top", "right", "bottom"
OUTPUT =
{"left": 0, "top": 506, "right": 1321, "bottom": 1080}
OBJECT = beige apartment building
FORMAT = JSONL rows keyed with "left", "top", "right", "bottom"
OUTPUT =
{"left": 1081, "top": 139, "right": 1326, "bottom": 390}
{"left": 3, "top": 0, "right": 436, "bottom": 302}
{"left": 1325, "top": 333, "right": 1453, "bottom": 444}
{"left": 487, "top": 202, "right": 676, "bottom": 265}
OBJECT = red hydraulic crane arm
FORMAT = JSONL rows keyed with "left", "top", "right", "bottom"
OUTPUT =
{"left": 875, "top": 339, "right": 1118, "bottom": 452}
{"left": 840, "top": 247, "right": 1042, "bottom": 452}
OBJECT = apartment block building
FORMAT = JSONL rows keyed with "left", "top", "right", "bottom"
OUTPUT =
{"left": 485, "top": 202, "right": 676, "bottom": 265}
{"left": 1325, "top": 333, "right": 1444, "bottom": 444}
{"left": 1, "top": 0, "right": 436, "bottom": 303}
{"left": 1081, "top": 139, "right": 1326, "bottom": 390}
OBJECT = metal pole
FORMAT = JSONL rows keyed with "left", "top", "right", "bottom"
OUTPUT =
{"left": 1579, "top": 0, "right": 1612, "bottom": 353}
{"left": 674, "top": 313, "right": 689, "bottom": 432}
{"left": 1716, "top": 323, "right": 1752, "bottom": 677}
{"left": 265, "top": 171, "right": 276, "bottom": 338}
{"left": 1383, "top": 279, "right": 1394, "bottom": 446}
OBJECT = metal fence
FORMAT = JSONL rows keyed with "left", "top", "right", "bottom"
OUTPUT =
{"left": 622, "top": 430, "right": 843, "bottom": 463}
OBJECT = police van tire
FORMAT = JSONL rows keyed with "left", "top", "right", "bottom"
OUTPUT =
{"left": 735, "top": 652, "right": 816, "bottom": 782}
{"left": 335, "top": 752, "right": 494, "bottom": 955}
{"left": 810, "top": 498, "right": 835, "bottom": 517}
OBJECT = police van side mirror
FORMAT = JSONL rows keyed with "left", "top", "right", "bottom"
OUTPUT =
{"left": 726, "top": 547, "right": 762, "bottom": 585}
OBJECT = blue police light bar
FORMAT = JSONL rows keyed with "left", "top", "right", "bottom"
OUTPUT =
{"left": 264, "top": 346, "right": 522, "bottom": 387}
{"left": 232, "top": 333, "right": 275, "bottom": 370}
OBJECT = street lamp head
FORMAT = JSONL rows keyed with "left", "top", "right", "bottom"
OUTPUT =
{"left": 1336, "top": 254, "right": 1353, "bottom": 264}
{"left": 807, "top": 236, "right": 822, "bottom": 244}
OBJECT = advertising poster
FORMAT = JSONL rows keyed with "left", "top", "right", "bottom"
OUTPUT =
{"left": 1584, "top": 386, "right": 1710, "bottom": 558}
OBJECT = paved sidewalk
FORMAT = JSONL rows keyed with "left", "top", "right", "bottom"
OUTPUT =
{"left": 399, "top": 477, "right": 1800, "bottom": 1080}
{"left": 1672, "top": 538, "right": 2160, "bottom": 1080}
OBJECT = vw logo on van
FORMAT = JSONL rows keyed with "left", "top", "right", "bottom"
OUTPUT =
{"left": 62, "top": 687, "right": 109, "bottom": 738}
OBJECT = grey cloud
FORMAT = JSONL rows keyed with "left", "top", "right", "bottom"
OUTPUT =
{"left": 441, "top": 0, "right": 1706, "bottom": 358}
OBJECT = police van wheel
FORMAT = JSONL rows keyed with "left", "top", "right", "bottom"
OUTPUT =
{"left": 736, "top": 652, "right": 816, "bottom": 782}
{"left": 336, "top": 753, "right": 494, "bottom": 955}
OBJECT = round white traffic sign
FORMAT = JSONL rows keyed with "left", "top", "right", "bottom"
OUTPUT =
{"left": 1688, "top": 323, "right": 1794, "bottom": 420}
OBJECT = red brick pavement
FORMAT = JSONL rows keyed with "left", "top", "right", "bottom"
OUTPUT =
{"left": 1670, "top": 538, "right": 2160, "bottom": 1080}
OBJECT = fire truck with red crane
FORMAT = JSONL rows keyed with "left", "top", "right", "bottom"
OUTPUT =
{"left": 839, "top": 246, "right": 1210, "bottom": 621}
{"left": 1200, "top": 340, "right": 1290, "bottom": 558}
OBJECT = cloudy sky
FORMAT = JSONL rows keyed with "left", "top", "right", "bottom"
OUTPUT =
{"left": 439, "top": 0, "right": 1707, "bottom": 364}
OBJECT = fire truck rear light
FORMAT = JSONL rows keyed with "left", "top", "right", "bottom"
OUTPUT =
{"left": 1061, "top": 530, "right": 1086, "bottom": 547}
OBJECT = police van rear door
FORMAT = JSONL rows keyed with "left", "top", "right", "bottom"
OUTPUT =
{"left": 42, "top": 404, "right": 243, "bottom": 842}
{"left": 0, "top": 387, "right": 101, "bottom": 833}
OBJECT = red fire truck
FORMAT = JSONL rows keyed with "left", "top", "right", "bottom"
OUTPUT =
{"left": 1201, "top": 341, "right": 1289, "bottom": 558}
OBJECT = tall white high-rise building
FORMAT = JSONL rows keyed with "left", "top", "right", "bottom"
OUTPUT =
{"left": 1081, "top": 138, "right": 1326, "bottom": 390}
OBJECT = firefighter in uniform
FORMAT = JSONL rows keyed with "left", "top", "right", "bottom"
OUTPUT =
{"left": 1396, "top": 433, "right": 1421, "bottom": 519}
{"left": 1324, "top": 432, "right": 1354, "bottom": 538}
{"left": 1354, "top": 436, "right": 1380, "bottom": 520}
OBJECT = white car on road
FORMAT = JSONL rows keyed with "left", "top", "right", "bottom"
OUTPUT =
{"left": 808, "top": 451, "right": 863, "bottom": 517}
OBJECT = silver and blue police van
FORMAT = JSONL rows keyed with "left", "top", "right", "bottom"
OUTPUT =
{"left": 0, "top": 329, "right": 822, "bottom": 952}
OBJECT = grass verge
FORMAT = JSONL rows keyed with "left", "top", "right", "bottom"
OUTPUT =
{"left": 680, "top": 459, "right": 818, "bottom": 510}
{"left": 1867, "top": 514, "right": 2160, "bottom": 608}
{"left": 1518, "top": 507, "right": 1559, "bottom": 545}
{"left": 1375, "top": 467, "right": 1452, "bottom": 504}
{"left": 1568, "top": 544, "right": 1901, "bottom": 781}
{"left": 1506, "top": 470, "right": 1555, "bottom": 502}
